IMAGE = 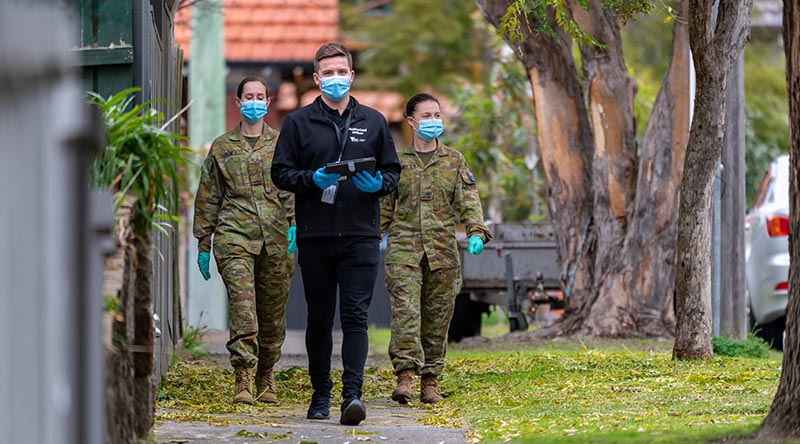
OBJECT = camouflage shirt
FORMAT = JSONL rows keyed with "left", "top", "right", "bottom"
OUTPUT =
{"left": 380, "top": 142, "right": 491, "bottom": 270}
{"left": 193, "top": 124, "right": 294, "bottom": 254}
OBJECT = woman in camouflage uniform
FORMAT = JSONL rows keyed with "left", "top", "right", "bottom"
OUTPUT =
{"left": 193, "top": 77, "right": 296, "bottom": 405}
{"left": 380, "top": 93, "right": 491, "bottom": 404}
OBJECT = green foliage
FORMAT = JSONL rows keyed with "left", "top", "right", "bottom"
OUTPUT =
{"left": 450, "top": 49, "right": 543, "bottom": 222}
{"left": 481, "top": 307, "right": 511, "bottom": 339}
{"left": 744, "top": 42, "right": 789, "bottom": 205}
{"left": 501, "top": 0, "right": 652, "bottom": 49}
{"left": 103, "top": 294, "right": 120, "bottom": 314}
{"left": 620, "top": 5, "right": 675, "bottom": 142}
{"left": 181, "top": 323, "right": 209, "bottom": 359}
{"left": 340, "top": 0, "right": 480, "bottom": 95}
{"left": 367, "top": 324, "right": 391, "bottom": 356}
{"left": 712, "top": 333, "right": 771, "bottom": 359}
{"left": 88, "top": 87, "right": 190, "bottom": 235}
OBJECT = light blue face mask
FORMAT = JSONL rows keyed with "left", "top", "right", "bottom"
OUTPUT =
{"left": 415, "top": 118, "right": 444, "bottom": 141}
{"left": 240, "top": 100, "right": 268, "bottom": 123}
{"left": 320, "top": 75, "right": 351, "bottom": 101}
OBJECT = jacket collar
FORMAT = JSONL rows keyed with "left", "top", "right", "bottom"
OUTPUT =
{"left": 401, "top": 141, "right": 448, "bottom": 168}
{"left": 401, "top": 141, "right": 449, "bottom": 156}
{"left": 227, "top": 122, "right": 277, "bottom": 144}
{"left": 310, "top": 95, "right": 366, "bottom": 123}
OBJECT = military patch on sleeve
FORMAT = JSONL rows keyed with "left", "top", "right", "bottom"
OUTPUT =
{"left": 460, "top": 168, "right": 476, "bottom": 185}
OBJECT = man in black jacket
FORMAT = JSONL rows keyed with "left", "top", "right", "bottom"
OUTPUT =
{"left": 271, "top": 42, "right": 400, "bottom": 426}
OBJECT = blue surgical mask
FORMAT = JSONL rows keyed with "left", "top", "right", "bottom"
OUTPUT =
{"left": 320, "top": 75, "right": 351, "bottom": 101}
{"left": 415, "top": 118, "right": 444, "bottom": 141}
{"left": 240, "top": 100, "right": 267, "bottom": 123}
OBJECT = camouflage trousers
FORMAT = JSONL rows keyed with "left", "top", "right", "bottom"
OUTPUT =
{"left": 386, "top": 254, "right": 461, "bottom": 377}
{"left": 213, "top": 242, "right": 295, "bottom": 371}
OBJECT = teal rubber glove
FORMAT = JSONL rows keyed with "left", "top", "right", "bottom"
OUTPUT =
{"left": 352, "top": 170, "right": 383, "bottom": 193}
{"left": 287, "top": 225, "right": 297, "bottom": 254}
{"left": 312, "top": 167, "right": 340, "bottom": 189}
{"left": 197, "top": 251, "right": 211, "bottom": 280}
{"left": 467, "top": 236, "right": 484, "bottom": 255}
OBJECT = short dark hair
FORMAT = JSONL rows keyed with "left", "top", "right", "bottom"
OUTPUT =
{"left": 314, "top": 42, "right": 353, "bottom": 73}
{"left": 236, "top": 76, "right": 268, "bottom": 99}
{"left": 404, "top": 93, "right": 440, "bottom": 118}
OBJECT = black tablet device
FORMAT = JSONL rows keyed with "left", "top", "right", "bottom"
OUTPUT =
{"left": 324, "top": 157, "right": 377, "bottom": 179}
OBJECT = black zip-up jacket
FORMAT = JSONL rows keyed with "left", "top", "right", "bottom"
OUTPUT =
{"left": 271, "top": 96, "right": 401, "bottom": 240}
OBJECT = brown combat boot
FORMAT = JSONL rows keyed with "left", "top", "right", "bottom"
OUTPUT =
{"left": 255, "top": 366, "right": 277, "bottom": 404}
{"left": 391, "top": 369, "right": 415, "bottom": 404}
{"left": 420, "top": 374, "right": 443, "bottom": 404}
{"left": 233, "top": 368, "right": 254, "bottom": 405}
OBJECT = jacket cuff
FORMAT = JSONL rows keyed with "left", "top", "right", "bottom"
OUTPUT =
{"left": 198, "top": 237, "right": 211, "bottom": 253}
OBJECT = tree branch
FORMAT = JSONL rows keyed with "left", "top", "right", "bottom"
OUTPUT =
{"left": 713, "top": 0, "right": 753, "bottom": 68}
{"left": 688, "top": 0, "right": 715, "bottom": 64}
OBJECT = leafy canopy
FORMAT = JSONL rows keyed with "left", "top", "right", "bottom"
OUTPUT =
{"left": 340, "top": 0, "right": 479, "bottom": 95}
{"left": 500, "top": 0, "right": 653, "bottom": 47}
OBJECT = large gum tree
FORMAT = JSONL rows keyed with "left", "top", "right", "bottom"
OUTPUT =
{"left": 475, "top": 0, "right": 691, "bottom": 338}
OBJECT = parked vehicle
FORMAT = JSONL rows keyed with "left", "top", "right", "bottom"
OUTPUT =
{"left": 448, "top": 222, "right": 562, "bottom": 341}
{"left": 745, "top": 154, "right": 789, "bottom": 350}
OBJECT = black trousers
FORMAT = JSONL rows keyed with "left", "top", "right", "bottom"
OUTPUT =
{"left": 297, "top": 236, "right": 380, "bottom": 400}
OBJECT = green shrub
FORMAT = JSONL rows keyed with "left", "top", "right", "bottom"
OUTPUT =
{"left": 712, "top": 333, "right": 771, "bottom": 358}
{"left": 182, "top": 323, "right": 209, "bottom": 359}
{"left": 88, "top": 87, "right": 189, "bottom": 235}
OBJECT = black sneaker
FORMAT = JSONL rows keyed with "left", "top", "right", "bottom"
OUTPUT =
{"left": 339, "top": 398, "right": 366, "bottom": 426}
{"left": 306, "top": 390, "right": 331, "bottom": 420}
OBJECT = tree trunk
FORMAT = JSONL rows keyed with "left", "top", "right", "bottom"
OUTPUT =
{"left": 626, "top": 0, "right": 690, "bottom": 336}
{"left": 475, "top": 0, "right": 688, "bottom": 339}
{"left": 475, "top": 0, "right": 597, "bottom": 336}
{"left": 673, "top": 0, "right": 752, "bottom": 360}
{"left": 570, "top": 0, "right": 640, "bottom": 336}
{"left": 132, "top": 222, "right": 155, "bottom": 437}
{"left": 756, "top": 0, "right": 800, "bottom": 437}
{"left": 104, "top": 197, "right": 138, "bottom": 444}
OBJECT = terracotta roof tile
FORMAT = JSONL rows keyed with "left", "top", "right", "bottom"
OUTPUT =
{"left": 175, "top": 0, "right": 338, "bottom": 62}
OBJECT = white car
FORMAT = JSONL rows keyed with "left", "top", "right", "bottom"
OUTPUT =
{"left": 744, "top": 154, "right": 789, "bottom": 350}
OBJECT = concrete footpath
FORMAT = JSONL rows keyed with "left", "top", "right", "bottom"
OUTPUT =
{"left": 150, "top": 330, "right": 469, "bottom": 444}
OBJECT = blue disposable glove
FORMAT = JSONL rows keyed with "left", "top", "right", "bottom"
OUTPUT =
{"left": 197, "top": 251, "right": 211, "bottom": 280}
{"left": 467, "top": 236, "right": 484, "bottom": 255}
{"left": 312, "top": 167, "right": 340, "bottom": 190}
{"left": 352, "top": 170, "right": 383, "bottom": 193}
{"left": 287, "top": 225, "right": 297, "bottom": 254}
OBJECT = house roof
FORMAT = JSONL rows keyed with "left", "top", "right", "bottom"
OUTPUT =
{"left": 174, "top": 0, "right": 339, "bottom": 63}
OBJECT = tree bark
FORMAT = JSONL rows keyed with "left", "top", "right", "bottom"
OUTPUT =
{"left": 673, "top": 0, "right": 752, "bottom": 360}
{"left": 626, "top": 0, "right": 690, "bottom": 336}
{"left": 104, "top": 197, "right": 137, "bottom": 444}
{"left": 132, "top": 222, "right": 155, "bottom": 438}
{"left": 475, "top": 0, "right": 597, "bottom": 337}
{"left": 571, "top": 1, "right": 639, "bottom": 336}
{"left": 756, "top": 0, "right": 800, "bottom": 437}
{"left": 475, "top": 0, "right": 688, "bottom": 339}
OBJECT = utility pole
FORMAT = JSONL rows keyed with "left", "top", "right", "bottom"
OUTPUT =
{"left": 188, "top": 0, "right": 228, "bottom": 330}
{"left": 719, "top": 53, "right": 748, "bottom": 339}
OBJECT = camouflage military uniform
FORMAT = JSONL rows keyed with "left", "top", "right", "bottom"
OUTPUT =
{"left": 193, "top": 123, "right": 295, "bottom": 372}
{"left": 380, "top": 142, "right": 491, "bottom": 377}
